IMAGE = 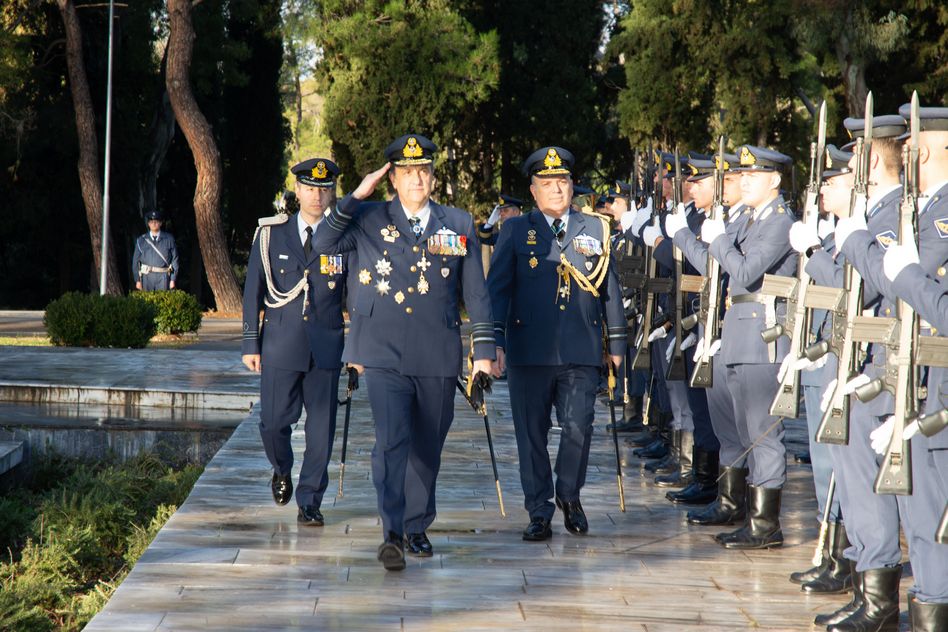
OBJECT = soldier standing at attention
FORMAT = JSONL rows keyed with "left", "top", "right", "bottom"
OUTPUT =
{"left": 477, "top": 194, "right": 524, "bottom": 247}
{"left": 241, "top": 158, "right": 347, "bottom": 528}
{"left": 316, "top": 134, "right": 496, "bottom": 571}
{"left": 487, "top": 146, "right": 626, "bottom": 541}
{"left": 132, "top": 210, "right": 179, "bottom": 291}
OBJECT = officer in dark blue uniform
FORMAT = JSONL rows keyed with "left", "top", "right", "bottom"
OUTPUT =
{"left": 487, "top": 146, "right": 626, "bottom": 541}
{"left": 133, "top": 211, "right": 179, "bottom": 291}
{"left": 316, "top": 134, "right": 496, "bottom": 571}
{"left": 477, "top": 194, "right": 524, "bottom": 246}
{"left": 241, "top": 158, "right": 347, "bottom": 528}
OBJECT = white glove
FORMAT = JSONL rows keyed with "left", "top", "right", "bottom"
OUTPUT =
{"left": 870, "top": 417, "right": 895, "bottom": 456}
{"left": 642, "top": 222, "right": 663, "bottom": 247}
{"left": 842, "top": 374, "right": 871, "bottom": 395}
{"left": 623, "top": 297, "right": 632, "bottom": 309}
{"left": 648, "top": 326, "right": 668, "bottom": 342}
{"left": 904, "top": 419, "right": 920, "bottom": 440}
{"left": 706, "top": 339, "right": 722, "bottom": 357}
{"left": 820, "top": 379, "right": 838, "bottom": 413}
{"left": 619, "top": 209, "right": 637, "bottom": 232}
{"left": 834, "top": 214, "right": 869, "bottom": 251}
{"left": 692, "top": 337, "right": 705, "bottom": 362}
{"left": 484, "top": 204, "right": 502, "bottom": 229}
{"left": 883, "top": 243, "right": 920, "bottom": 282}
{"left": 665, "top": 199, "right": 674, "bottom": 212}
{"left": 676, "top": 202, "right": 687, "bottom": 215}
{"left": 794, "top": 354, "right": 828, "bottom": 372}
{"left": 700, "top": 218, "right": 726, "bottom": 244}
{"left": 818, "top": 217, "right": 835, "bottom": 240}
{"left": 789, "top": 221, "right": 820, "bottom": 254}
{"left": 630, "top": 203, "right": 652, "bottom": 235}
{"left": 665, "top": 336, "right": 676, "bottom": 364}
{"left": 777, "top": 354, "right": 794, "bottom": 383}
{"left": 711, "top": 204, "right": 725, "bottom": 219}
{"left": 680, "top": 332, "right": 697, "bottom": 351}
{"left": 665, "top": 211, "right": 689, "bottom": 238}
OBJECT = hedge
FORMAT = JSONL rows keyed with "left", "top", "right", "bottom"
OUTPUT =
{"left": 134, "top": 289, "right": 203, "bottom": 335}
{"left": 44, "top": 293, "right": 156, "bottom": 348}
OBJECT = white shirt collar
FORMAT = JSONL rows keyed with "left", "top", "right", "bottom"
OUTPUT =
{"left": 541, "top": 210, "right": 569, "bottom": 234}
{"left": 866, "top": 183, "right": 901, "bottom": 216}
{"left": 920, "top": 180, "right": 948, "bottom": 214}
{"left": 401, "top": 201, "right": 431, "bottom": 232}
{"left": 149, "top": 231, "right": 161, "bottom": 239}
{"left": 297, "top": 212, "right": 321, "bottom": 244}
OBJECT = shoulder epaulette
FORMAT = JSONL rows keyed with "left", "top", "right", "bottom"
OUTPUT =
{"left": 258, "top": 213, "right": 290, "bottom": 227}
{"left": 581, "top": 209, "right": 611, "bottom": 222}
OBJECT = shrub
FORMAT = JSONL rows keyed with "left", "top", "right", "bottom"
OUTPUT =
{"left": 44, "top": 293, "right": 156, "bottom": 348}
{"left": 134, "top": 289, "right": 203, "bottom": 335}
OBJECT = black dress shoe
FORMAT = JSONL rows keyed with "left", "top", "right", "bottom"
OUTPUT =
{"left": 271, "top": 473, "right": 293, "bottom": 506}
{"left": 555, "top": 496, "right": 588, "bottom": 535}
{"left": 405, "top": 532, "right": 433, "bottom": 557}
{"left": 297, "top": 505, "right": 324, "bottom": 526}
{"left": 377, "top": 531, "right": 406, "bottom": 571}
{"left": 522, "top": 516, "right": 552, "bottom": 541}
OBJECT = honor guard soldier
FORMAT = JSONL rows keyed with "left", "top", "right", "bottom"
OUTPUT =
{"left": 699, "top": 145, "right": 796, "bottom": 549}
{"left": 241, "top": 158, "right": 347, "bottom": 528}
{"left": 477, "top": 195, "right": 524, "bottom": 247}
{"left": 133, "top": 211, "right": 179, "bottom": 291}
{"left": 316, "top": 134, "right": 496, "bottom": 571}
{"left": 487, "top": 146, "right": 626, "bottom": 541}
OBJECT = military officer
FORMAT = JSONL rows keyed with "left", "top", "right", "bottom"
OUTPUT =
{"left": 241, "top": 158, "right": 347, "bottom": 529}
{"left": 133, "top": 210, "right": 179, "bottom": 291}
{"left": 487, "top": 146, "right": 626, "bottom": 541}
{"left": 477, "top": 194, "right": 524, "bottom": 246}
{"left": 316, "top": 134, "right": 495, "bottom": 571}
{"left": 698, "top": 145, "right": 797, "bottom": 549}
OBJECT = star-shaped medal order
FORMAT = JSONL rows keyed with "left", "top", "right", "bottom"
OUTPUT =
{"left": 375, "top": 258, "right": 393, "bottom": 276}
{"left": 358, "top": 269, "right": 372, "bottom": 285}
{"left": 375, "top": 279, "right": 391, "bottom": 296}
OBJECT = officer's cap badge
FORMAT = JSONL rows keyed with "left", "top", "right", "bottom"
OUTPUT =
{"left": 403, "top": 137, "right": 423, "bottom": 159}
{"left": 714, "top": 156, "right": 730, "bottom": 170}
{"left": 544, "top": 148, "right": 562, "bottom": 169}
{"left": 740, "top": 146, "right": 756, "bottom": 166}
{"left": 312, "top": 161, "right": 328, "bottom": 179}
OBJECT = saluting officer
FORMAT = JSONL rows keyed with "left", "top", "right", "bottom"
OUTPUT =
{"left": 316, "top": 134, "right": 496, "bottom": 571}
{"left": 699, "top": 145, "right": 797, "bottom": 550}
{"left": 241, "top": 158, "right": 347, "bottom": 528}
{"left": 477, "top": 194, "right": 524, "bottom": 246}
{"left": 487, "top": 146, "right": 626, "bottom": 541}
{"left": 133, "top": 210, "right": 179, "bottom": 291}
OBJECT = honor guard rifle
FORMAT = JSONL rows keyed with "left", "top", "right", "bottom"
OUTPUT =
{"left": 810, "top": 92, "right": 873, "bottom": 445}
{"left": 681, "top": 135, "right": 728, "bottom": 388}
{"left": 665, "top": 148, "right": 688, "bottom": 381}
{"left": 758, "top": 102, "right": 828, "bottom": 418}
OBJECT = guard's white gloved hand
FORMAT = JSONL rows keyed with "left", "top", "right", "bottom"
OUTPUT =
{"left": 904, "top": 419, "right": 920, "bottom": 440}
{"left": 842, "top": 374, "right": 871, "bottom": 395}
{"left": 642, "top": 219, "right": 663, "bottom": 246}
{"left": 619, "top": 209, "right": 638, "bottom": 232}
{"left": 706, "top": 339, "right": 722, "bottom": 357}
{"left": 484, "top": 204, "right": 502, "bottom": 229}
{"left": 700, "top": 218, "right": 726, "bottom": 244}
{"left": 777, "top": 354, "right": 794, "bottom": 383}
{"left": 665, "top": 211, "right": 690, "bottom": 238}
{"left": 665, "top": 336, "right": 676, "bottom": 364}
{"left": 834, "top": 214, "right": 869, "bottom": 251}
{"left": 629, "top": 198, "right": 653, "bottom": 234}
{"left": 711, "top": 204, "right": 725, "bottom": 219}
{"left": 676, "top": 202, "right": 687, "bottom": 215}
{"left": 648, "top": 326, "right": 668, "bottom": 342}
{"left": 818, "top": 216, "right": 836, "bottom": 240}
{"left": 794, "top": 354, "right": 828, "bottom": 372}
{"left": 665, "top": 199, "right": 674, "bottom": 212}
{"left": 870, "top": 417, "right": 895, "bottom": 456}
{"left": 883, "top": 243, "right": 921, "bottom": 282}
{"left": 820, "top": 379, "right": 838, "bottom": 413}
{"left": 692, "top": 337, "right": 705, "bottom": 362}
{"left": 789, "top": 221, "right": 820, "bottom": 254}
{"left": 680, "top": 332, "right": 697, "bottom": 351}
{"left": 623, "top": 297, "right": 632, "bottom": 309}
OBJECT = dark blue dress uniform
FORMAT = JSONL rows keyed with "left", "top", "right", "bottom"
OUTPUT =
{"left": 316, "top": 134, "right": 495, "bottom": 547}
{"left": 477, "top": 194, "right": 524, "bottom": 247}
{"left": 241, "top": 158, "right": 346, "bottom": 516}
{"left": 132, "top": 211, "right": 179, "bottom": 291}
{"left": 487, "top": 147, "right": 626, "bottom": 531}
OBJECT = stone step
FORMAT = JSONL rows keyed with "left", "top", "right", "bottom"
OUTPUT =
{"left": 0, "top": 440, "right": 24, "bottom": 475}
{"left": 0, "top": 383, "right": 255, "bottom": 412}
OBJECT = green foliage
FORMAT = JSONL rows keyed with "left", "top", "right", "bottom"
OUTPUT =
{"left": 0, "top": 453, "right": 202, "bottom": 632}
{"left": 135, "top": 289, "right": 203, "bottom": 334}
{"left": 44, "top": 293, "right": 156, "bottom": 348}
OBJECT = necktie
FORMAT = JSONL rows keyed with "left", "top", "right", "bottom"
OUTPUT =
{"left": 153, "top": 235, "right": 159, "bottom": 242}
{"left": 409, "top": 216, "right": 422, "bottom": 239}
{"left": 303, "top": 226, "right": 313, "bottom": 257}
{"left": 552, "top": 218, "right": 565, "bottom": 241}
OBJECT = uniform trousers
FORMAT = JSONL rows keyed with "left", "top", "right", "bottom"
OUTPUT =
{"left": 725, "top": 363, "right": 785, "bottom": 488}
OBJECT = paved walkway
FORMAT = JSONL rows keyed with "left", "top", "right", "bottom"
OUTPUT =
{"left": 82, "top": 378, "right": 903, "bottom": 631}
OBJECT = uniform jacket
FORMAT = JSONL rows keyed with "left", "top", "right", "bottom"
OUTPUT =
{"left": 709, "top": 196, "right": 797, "bottom": 365}
{"left": 132, "top": 232, "right": 179, "bottom": 281}
{"left": 487, "top": 208, "right": 626, "bottom": 367}
{"left": 317, "top": 194, "right": 494, "bottom": 378}
{"left": 241, "top": 215, "right": 347, "bottom": 372}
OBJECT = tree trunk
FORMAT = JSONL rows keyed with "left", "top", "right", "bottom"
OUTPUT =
{"left": 165, "top": 0, "right": 242, "bottom": 312}
{"left": 56, "top": 0, "right": 123, "bottom": 295}
{"left": 835, "top": 10, "right": 868, "bottom": 117}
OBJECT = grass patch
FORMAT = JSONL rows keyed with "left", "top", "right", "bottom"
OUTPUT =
{"left": 0, "top": 452, "right": 202, "bottom": 631}
{"left": 0, "top": 336, "right": 52, "bottom": 347}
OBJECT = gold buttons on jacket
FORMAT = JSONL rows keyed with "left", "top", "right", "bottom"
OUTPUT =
{"left": 412, "top": 246, "right": 420, "bottom": 253}
{"left": 405, "top": 307, "right": 413, "bottom": 314}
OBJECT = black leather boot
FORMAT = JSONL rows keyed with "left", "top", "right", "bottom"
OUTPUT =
{"left": 801, "top": 522, "right": 853, "bottom": 594}
{"left": 655, "top": 430, "right": 694, "bottom": 487}
{"left": 908, "top": 595, "right": 948, "bottom": 632}
{"left": 826, "top": 565, "right": 901, "bottom": 632}
{"left": 624, "top": 395, "right": 644, "bottom": 424}
{"left": 715, "top": 485, "right": 783, "bottom": 549}
{"left": 790, "top": 522, "right": 831, "bottom": 585}
{"left": 645, "top": 429, "right": 680, "bottom": 473}
{"left": 815, "top": 572, "right": 865, "bottom": 626}
{"left": 666, "top": 447, "right": 718, "bottom": 504}
{"left": 687, "top": 466, "right": 747, "bottom": 525}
